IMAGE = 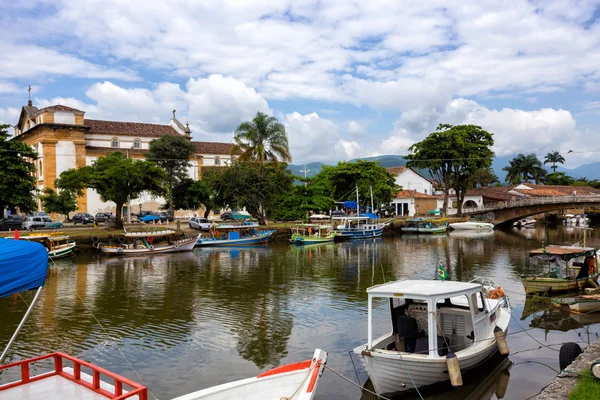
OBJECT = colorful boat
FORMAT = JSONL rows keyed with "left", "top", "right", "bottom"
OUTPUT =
{"left": 18, "top": 232, "right": 76, "bottom": 259}
{"left": 401, "top": 218, "right": 448, "bottom": 234}
{"left": 173, "top": 349, "right": 327, "bottom": 400}
{"left": 290, "top": 224, "right": 336, "bottom": 245}
{"left": 332, "top": 216, "right": 388, "bottom": 239}
{"left": 196, "top": 222, "right": 275, "bottom": 247}
{"left": 97, "top": 228, "right": 197, "bottom": 255}
{"left": 552, "top": 294, "right": 600, "bottom": 314}
{"left": 523, "top": 245, "right": 600, "bottom": 294}
{"left": 352, "top": 278, "right": 511, "bottom": 396}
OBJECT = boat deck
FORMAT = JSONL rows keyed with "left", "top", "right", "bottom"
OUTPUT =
{"left": 0, "top": 374, "right": 134, "bottom": 400}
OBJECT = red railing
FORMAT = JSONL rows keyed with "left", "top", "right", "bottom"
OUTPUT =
{"left": 0, "top": 352, "right": 147, "bottom": 400}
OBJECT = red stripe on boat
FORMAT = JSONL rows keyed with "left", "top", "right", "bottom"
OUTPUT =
{"left": 306, "top": 361, "right": 322, "bottom": 393}
{"left": 257, "top": 360, "right": 312, "bottom": 378}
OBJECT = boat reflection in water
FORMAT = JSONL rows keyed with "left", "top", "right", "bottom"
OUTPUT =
{"left": 448, "top": 230, "right": 494, "bottom": 240}
{"left": 360, "top": 354, "right": 511, "bottom": 400}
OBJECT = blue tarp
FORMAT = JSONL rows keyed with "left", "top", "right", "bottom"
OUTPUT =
{"left": 362, "top": 212, "right": 379, "bottom": 219}
{"left": 0, "top": 239, "right": 48, "bottom": 298}
{"left": 344, "top": 201, "right": 357, "bottom": 209}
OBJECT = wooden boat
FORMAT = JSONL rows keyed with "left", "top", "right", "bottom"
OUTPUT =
{"left": 18, "top": 232, "right": 76, "bottom": 259}
{"left": 449, "top": 221, "right": 494, "bottom": 231}
{"left": 173, "top": 349, "right": 327, "bottom": 400}
{"left": 333, "top": 216, "right": 388, "bottom": 239}
{"left": 552, "top": 294, "right": 600, "bottom": 314}
{"left": 97, "top": 228, "right": 197, "bottom": 255}
{"left": 290, "top": 224, "right": 336, "bottom": 245}
{"left": 523, "top": 245, "right": 600, "bottom": 294}
{"left": 352, "top": 278, "right": 511, "bottom": 396}
{"left": 401, "top": 218, "right": 448, "bottom": 234}
{"left": 196, "top": 222, "right": 275, "bottom": 247}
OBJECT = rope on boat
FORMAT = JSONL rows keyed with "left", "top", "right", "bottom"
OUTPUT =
{"left": 321, "top": 363, "right": 396, "bottom": 400}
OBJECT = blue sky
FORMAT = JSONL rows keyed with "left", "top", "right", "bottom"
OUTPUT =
{"left": 1, "top": 0, "right": 600, "bottom": 166}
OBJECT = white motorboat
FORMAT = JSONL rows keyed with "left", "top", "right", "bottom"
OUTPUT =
{"left": 564, "top": 214, "right": 589, "bottom": 227}
{"left": 449, "top": 221, "right": 494, "bottom": 231}
{"left": 353, "top": 278, "right": 511, "bottom": 396}
{"left": 173, "top": 349, "right": 327, "bottom": 400}
{"left": 97, "top": 228, "right": 197, "bottom": 255}
{"left": 513, "top": 217, "right": 536, "bottom": 227}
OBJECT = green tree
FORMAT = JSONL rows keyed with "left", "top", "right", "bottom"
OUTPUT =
{"left": 317, "top": 160, "right": 399, "bottom": 210}
{"left": 209, "top": 161, "right": 294, "bottom": 224}
{"left": 39, "top": 188, "right": 77, "bottom": 220}
{"left": 57, "top": 152, "right": 167, "bottom": 229}
{"left": 544, "top": 151, "right": 566, "bottom": 172}
{"left": 146, "top": 135, "right": 195, "bottom": 210}
{"left": 270, "top": 179, "right": 334, "bottom": 221}
{"left": 543, "top": 172, "right": 575, "bottom": 185}
{"left": 0, "top": 124, "right": 38, "bottom": 218}
{"left": 470, "top": 168, "right": 499, "bottom": 188}
{"left": 172, "top": 178, "right": 215, "bottom": 218}
{"left": 231, "top": 112, "right": 291, "bottom": 163}
{"left": 408, "top": 124, "right": 494, "bottom": 216}
{"left": 502, "top": 153, "right": 547, "bottom": 184}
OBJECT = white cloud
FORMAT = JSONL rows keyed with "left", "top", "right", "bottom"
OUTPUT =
{"left": 0, "top": 107, "right": 21, "bottom": 128}
{"left": 346, "top": 120, "right": 366, "bottom": 137}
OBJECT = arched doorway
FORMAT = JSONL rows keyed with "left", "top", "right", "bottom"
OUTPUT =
{"left": 464, "top": 200, "right": 478, "bottom": 208}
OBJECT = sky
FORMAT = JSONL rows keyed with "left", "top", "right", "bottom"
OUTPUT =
{"left": 1, "top": 0, "right": 600, "bottom": 166}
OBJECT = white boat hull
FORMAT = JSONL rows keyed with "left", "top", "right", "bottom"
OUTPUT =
{"left": 354, "top": 303, "right": 510, "bottom": 396}
{"left": 449, "top": 222, "right": 494, "bottom": 231}
{"left": 99, "top": 237, "right": 196, "bottom": 255}
{"left": 173, "top": 349, "right": 327, "bottom": 400}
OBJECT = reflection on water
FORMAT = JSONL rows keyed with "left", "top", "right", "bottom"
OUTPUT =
{"left": 2, "top": 225, "right": 600, "bottom": 399}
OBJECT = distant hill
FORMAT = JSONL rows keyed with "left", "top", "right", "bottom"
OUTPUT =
{"left": 288, "top": 162, "right": 326, "bottom": 178}
{"left": 351, "top": 155, "right": 407, "bottom": 168}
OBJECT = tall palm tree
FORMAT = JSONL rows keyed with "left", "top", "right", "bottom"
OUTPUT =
{"left": 231, "top": 112, "right": 292, "bottom": 163}
{"left": 503, "top": 153, "right": 547, "bottom": 184}
{"left": 544, "top": 151, "right": 565, "bottom": 172}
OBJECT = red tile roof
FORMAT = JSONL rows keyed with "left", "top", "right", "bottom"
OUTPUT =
{"left": 386, "top": 166, "right": 407, "bottom": 175}
{"left": 192, "top": 141, "right": 236, "bottom": 155}
{"left": 395, "top": 190, "right": 441, "bottom": 199}
{"left": 36, "top": 105, "right": 85, "bottom": 116}
{"left": 85, "top": 119, "right": 179, "bottom": 137}
{"left": 466, "top": 185, "right": 600, "bottom": 200}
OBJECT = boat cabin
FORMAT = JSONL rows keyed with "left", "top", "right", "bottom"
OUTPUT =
{"left": 291, "top": 224, "right": 332, "bottom": 237}
{"left": 333, "top": 216, "right": 379, "bottom": 230}
{"left": 366, "top": 280, "right": 498, "bottom": 358}
{"left": 211, "top": 222, "right": 259, "bottom": 240}
{"left": 529, "top": 246, "right": 597, "bottom": 280}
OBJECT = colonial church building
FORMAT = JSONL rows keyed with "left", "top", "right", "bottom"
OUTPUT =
{"left": 13, "top": 99, "right": 234, "bottom": 215}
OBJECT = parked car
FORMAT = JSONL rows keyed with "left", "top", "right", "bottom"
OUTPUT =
{"left": 94, "top": 213, "right": 112, "bottom": 223}
{"left": 189, "top": 217, "right": 212, "bottom": 231}
{"left": 72, "top": 213, "right": 95, "bottom": 225}
{"left": 0, "top": 215, "right": 23, "bottom": 231}
{"left": 157, "top": 211, "right": 174, "bottom": 222}
{"left": 220, "top": 211, "right": 251, "bottom": 221}
{"left": 22, "top": 216, "right": 49, "bottom": 230}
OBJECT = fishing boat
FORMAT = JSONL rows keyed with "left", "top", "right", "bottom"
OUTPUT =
{"left": 173, "top": 349, "right": 327, "bottom": 400}
{"left": 513, "top": 217, "right": 536, "bottom": 228}
{"left": 333, "top": 216, "right": 387, "bottom": 239}
{"left": 352, "top": 278, "right": 511, "bottom": 396}
{"left": 551, "top": 294, "right": 600, "bottom": 314}
{"left": 290, "top": 224, "right": 336, "bottom": 245}
{"left": 401, "top": 218, "right": 449, "bottom": 234}
{"left": 18, "top": 232, "right": 76, "bottom": 259}
{"left": 196, "top": 222, "right": 276, "bottom": 247}
{"left": 523, "top": 245, "right": 600, "bottom": 294}
{"left": 449, "top": 221, "right": 494, "bottom": 231}
{"left": 97, "top": 228, "right": 197, "bottom": 255}
{"left": 0, "top": 240, "right": 327, "bottom": 400}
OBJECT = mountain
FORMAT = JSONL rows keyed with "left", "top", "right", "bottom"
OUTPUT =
{"left": 350, "top": 154, "right": 408, "bottom": 168}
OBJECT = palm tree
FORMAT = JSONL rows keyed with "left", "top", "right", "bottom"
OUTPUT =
{"left": 503, "top": 153, "right": 547, "bottom": 184}
{"left": 544, "top": 151, "right": 565, "bottom": 172}
{"left": 231, "top": 112, "right": 292, "bottom": 163}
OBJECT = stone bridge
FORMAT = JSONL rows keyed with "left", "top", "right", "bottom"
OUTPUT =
{"left": 457, "top": 195, "right": 600, "bottom": 225}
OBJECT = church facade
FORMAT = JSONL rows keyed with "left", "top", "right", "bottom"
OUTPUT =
{"left": 13, "top": 101, "right": 234, "bottom": 215}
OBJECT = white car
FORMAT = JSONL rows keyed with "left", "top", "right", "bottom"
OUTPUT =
{"left": 189, "top": 217, "right": 213, "bottom": 231}
{"left": 22, "top": 216, "right": 52, "bottom": 230}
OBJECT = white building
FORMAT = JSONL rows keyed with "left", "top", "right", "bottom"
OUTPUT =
{"left": 387, "top": 166, "right": 434, "bottom": 195}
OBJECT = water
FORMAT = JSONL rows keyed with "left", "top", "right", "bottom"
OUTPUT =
{"left": 2, "top": 224, "right": 600, "bottom": 399}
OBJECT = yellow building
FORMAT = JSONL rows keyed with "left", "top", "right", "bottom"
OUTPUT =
{"left": 13, "top": 101, "right": 234, "bottom": 214}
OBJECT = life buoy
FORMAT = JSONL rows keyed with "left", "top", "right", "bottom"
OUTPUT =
{"left": 118, "top": 236, "right": 125, "bottom": 243}
{"left": 174, "top": 243, "right": 179, "bottom": 249}
{"left": 92, "top": 236, "right": 99, "bottom": 243}
{"left": 117, "top": 248, "right": 123, "bottom": 253}
{"left": 149, "top": 245, "right": 154, "bottom": 250}
{"left": 147, "top": 236, "right": 154, "bottom": 243}
{"left": 92, "top": 242, "right": 100, "bottom": 249}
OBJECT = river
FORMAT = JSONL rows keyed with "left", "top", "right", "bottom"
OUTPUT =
{"left": 2, "top": 224, "right": 600, "bottom": 399}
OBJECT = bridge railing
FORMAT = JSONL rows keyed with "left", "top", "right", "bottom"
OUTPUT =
{"left": 456, "top": 195, "right": 600, "bottom": 215}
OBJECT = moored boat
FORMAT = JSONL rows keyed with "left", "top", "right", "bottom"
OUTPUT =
{"left": 196, "top": 222, "right": 275, "bottom": 246}
{"left": 513, "top": 217, "right": 536, "bottom": 228}
{"left": 449, "top": 221, "right": 494, "bottom": 231}
{"left": 173, "top": 349, "right": 327, "bottom": 400}
{"left": 523, "top": 245, "right": 600, "bottom": 294}
{"left": 552, "top": 294, "right": 600, "bottom": 314}
{"left": 98, "top": 228, "right": 197, "bottom": 255}
{"left": 290, "top": 224, "right": 336, "bottom": 245}
{"left": 18, "top": 232, "right": 76, "bottom": 259}
{"left": 401, "top": 218, "right": 448, "bottom": 234}
{"left": 333, "top": 216, "right": 388, "bottom": 239}
{"left": 353, "top": 278, "right": 510, "bottom": 396}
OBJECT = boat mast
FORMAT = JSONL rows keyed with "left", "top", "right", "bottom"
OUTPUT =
{"left": 356, "top": 185, "right": 360, "bottom": 217}
{"left": 370, "top": 184, "right": 374, "bottom": 215}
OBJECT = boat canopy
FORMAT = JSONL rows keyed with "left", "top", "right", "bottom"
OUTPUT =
{"left": 0, "top": 240, "right": 48, "bottom": 298}
{"left": 366, "top": 279, "right": 482, "bottom": 300}
{"left": 529, "top": 245, "right": 596, "bottom": 261}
